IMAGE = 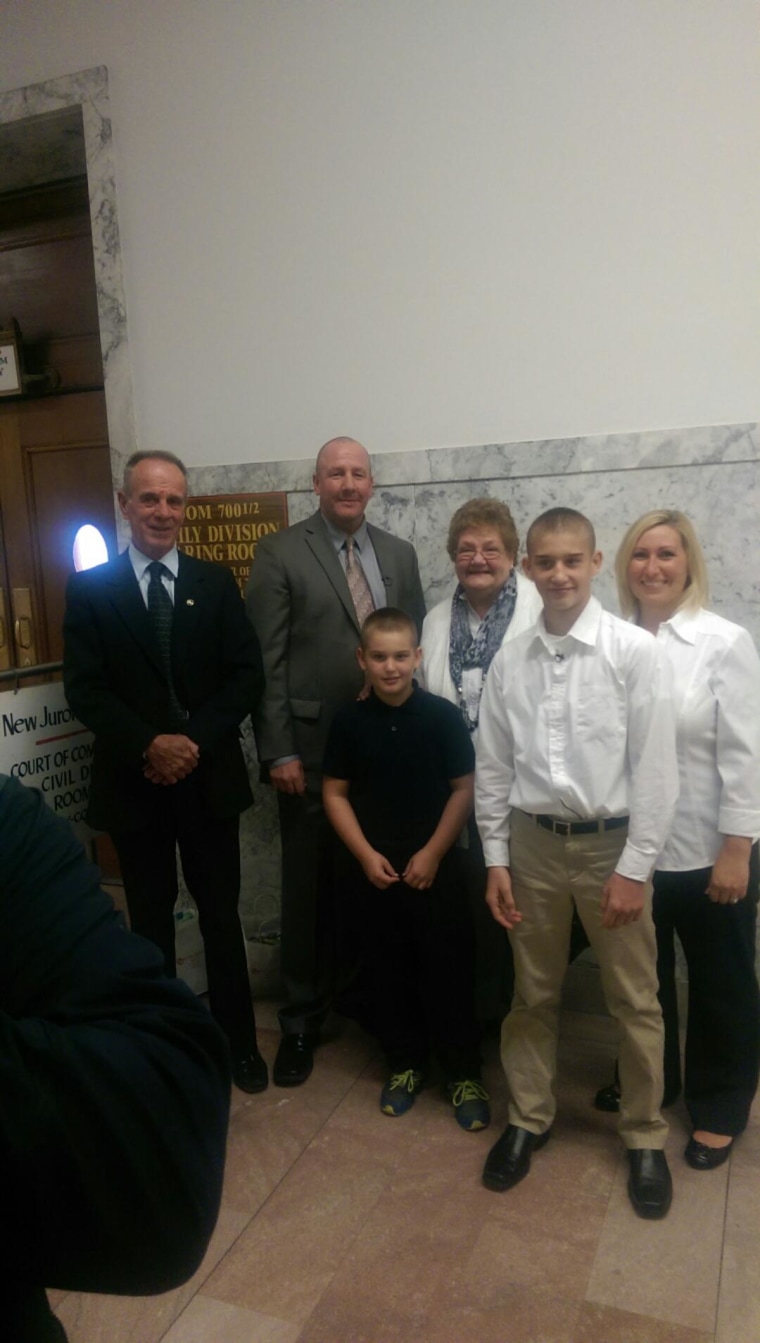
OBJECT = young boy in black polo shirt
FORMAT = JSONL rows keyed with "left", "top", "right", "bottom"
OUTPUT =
{"left": 323, "top": 608, "right": 489, "bottom": 1131}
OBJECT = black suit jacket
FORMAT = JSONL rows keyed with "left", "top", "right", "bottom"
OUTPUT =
{"left": 63, "top": 550, "right": 264, "bottom": 833}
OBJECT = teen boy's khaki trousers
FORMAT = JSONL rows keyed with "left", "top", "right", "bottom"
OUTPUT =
{"left": 502, "top": 809, "right": 668, "bottom": 1148}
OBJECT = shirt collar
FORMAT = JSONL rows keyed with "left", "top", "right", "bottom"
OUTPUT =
{"left": 368, "top": 682, "right": 422, "bottom": 713}
{"left": 322, "top": 514, "right": 370, "bottom": 552}
{"left": 532, "top": 593, "right": 601, "bottom": 653}
{"left": 659, "top": 604, "right": 701, "bottom": 645}
{"left": 129, "top": 543, "right": 180, "bottom": 581}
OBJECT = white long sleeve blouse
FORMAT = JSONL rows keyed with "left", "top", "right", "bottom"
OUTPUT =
{"left": 654, "top": 606, "right": 760, "bottom": 872}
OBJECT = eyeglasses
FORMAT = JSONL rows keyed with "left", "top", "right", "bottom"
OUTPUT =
{"left": 455, "top": 545, "right": 506, "bottom": 561}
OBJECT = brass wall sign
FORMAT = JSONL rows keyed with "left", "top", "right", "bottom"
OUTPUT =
{"left": 179, "top": 492, "right": 289, "bottom": 594}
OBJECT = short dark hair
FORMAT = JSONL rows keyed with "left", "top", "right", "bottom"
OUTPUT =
{"left": 360, "top": 607, "right": 419, "bottom": 649}
{"left": 123, "top": 450, "right": 188, "bottom": 495}
{"left": 526, "top": 507, "right": 596, "bottom": 554}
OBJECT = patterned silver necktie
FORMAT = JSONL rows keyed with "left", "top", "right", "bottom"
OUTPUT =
{"left": 147, "top": 561, "right": 186, "bottom": 729}
{"left": 344, "top": 537, "right": 375, "bottom": 628}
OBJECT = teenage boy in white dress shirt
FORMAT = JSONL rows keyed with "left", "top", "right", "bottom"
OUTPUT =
{"left": 476, "top": 507, "right": 679, "bottom": 1219}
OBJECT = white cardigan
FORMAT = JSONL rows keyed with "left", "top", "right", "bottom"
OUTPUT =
{"left": 420, "top": 571, "right": 543, "bottom": 705}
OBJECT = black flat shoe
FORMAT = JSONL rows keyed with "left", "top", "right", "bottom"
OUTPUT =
{"left": 684, "top": 1136, "right": 734, "bottom": 1170}
{"left": 273, "top": 1032, "right": 319, "bottom": 1087}
{"left": 232, "top": 1050, "right": 269, "bottom": 1094}
{"left": 627, "top": 1149, "right": 672, "bottom": 1219}
{"left": 482, "top": 1123, "right": 552, "bottom": 1193}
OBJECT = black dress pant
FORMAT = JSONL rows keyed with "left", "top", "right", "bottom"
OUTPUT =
{"left": 112, "top": 774, "right": 257, "bottom": 1057}
{"left": 276, "top": 785, "right": 368, "bottom": 1034}
{"left": 359, "top": 847, "right": 481, "bottom": 1080}
{"left": 652, "top": 844, "right": 760, "bottom": 1135}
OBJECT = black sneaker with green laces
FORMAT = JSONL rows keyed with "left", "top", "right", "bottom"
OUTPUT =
{"left": 446, "top": 1079, "right": 491, "bottom": 1131}
{"left": 380, "top": 1069, "right": 425, "bottom": 1116}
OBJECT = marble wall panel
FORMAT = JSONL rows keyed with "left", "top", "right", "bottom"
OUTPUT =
{"left": 223, "top": 422, "right": 760, "bottom": 937}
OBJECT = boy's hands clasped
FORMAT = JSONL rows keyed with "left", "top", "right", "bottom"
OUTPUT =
{"left": 361, "top": 844, "right": 441, "bottom": 891}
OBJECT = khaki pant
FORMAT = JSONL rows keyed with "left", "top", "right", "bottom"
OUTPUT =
{"left": 501, "top": 809, "right": 668, "bottom": 1149}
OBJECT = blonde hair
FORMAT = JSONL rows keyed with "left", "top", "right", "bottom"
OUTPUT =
{"left": 615, "top": 509, "right": 709, "bottom": 618}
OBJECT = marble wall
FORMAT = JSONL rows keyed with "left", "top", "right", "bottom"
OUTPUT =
{"left": 187, "top": 419, "right": 760, "bottom": 930}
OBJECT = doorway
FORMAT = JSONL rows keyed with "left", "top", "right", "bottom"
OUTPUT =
{"left": 0, "top": 172, "right": 116, "bottom": 667}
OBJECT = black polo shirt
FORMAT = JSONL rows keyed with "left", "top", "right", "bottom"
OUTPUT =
{"left": 323, "top": 683, "right": 474, "bottom": 860}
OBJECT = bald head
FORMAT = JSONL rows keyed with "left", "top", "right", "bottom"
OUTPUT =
{"left": 315, "top": 437, "right": 371, "bottom": 476}
{"left": 313, "top": 437, "right": 374, "bottom": 534}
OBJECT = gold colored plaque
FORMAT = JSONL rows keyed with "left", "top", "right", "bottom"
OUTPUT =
{"left": 179, "top": 492, "right": 289, "bottom": 594}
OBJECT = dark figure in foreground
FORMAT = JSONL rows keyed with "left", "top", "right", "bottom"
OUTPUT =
{"left": 63, "top": 450, "right": 267, "bottom": 1093}
{"left": 323, "top": 609, "right": 488, "bottom": 1131}
{"left": 0, "top": 776, "right": 230, "bottom": 1343}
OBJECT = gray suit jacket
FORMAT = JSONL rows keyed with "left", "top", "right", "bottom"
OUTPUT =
{"left": 246, "top": 510, "right": 426, "bottom": 782}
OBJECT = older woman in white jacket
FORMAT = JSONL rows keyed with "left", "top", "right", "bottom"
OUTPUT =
{"left": 420, "top": 498, "right": 542, "bottom": 1023}
{"left": 420, "top": 498, "right": 542, "bottom": 735}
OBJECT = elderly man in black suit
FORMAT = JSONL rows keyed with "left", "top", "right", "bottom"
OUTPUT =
{"left": 63, "top": 450, "right": 266, "bottom": 1093}
{"left": 246, "top": 436, "right": 426, "bottom": 1086}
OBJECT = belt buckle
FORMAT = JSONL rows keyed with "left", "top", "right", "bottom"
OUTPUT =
{"left": 553, "top": 819, "right": 571, "bottom": 837}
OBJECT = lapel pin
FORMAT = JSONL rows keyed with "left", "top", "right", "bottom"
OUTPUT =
{"left": 186, "top": 598, "right": 195, "bottom": 606}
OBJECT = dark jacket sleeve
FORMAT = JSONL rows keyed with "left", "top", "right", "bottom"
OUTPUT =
{"left": 0, "top": 775, "right": 231, "bottom": 1295}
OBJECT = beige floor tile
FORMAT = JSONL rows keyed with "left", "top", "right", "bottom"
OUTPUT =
{"left": 715, "top": 1162, "right": 760, "bottom": 1343}
{"left": 162, "top": 1294, "right": 300, "bottom": 1342}
{"left": 300, "top": 1285, "right": 580, "bottom": 1342}
{"left": 460, "top": 1181, "right": 609, "bottom": 1305}
{"left": 204, "top": 1135, "right": 394, "bottom": 1323}
{"left": 55, "top": 1206, "right": 250, "bottom": 1343}
{"left": 308, "top": 1165, "right": 493, "bottom": 1325}
{"left": 223, "top": 1021, "right": 377, "bottom": 1213}
{"left": 585, "top": 1129, "right": 725, "bottom": 1334}
{"left": 575, "top": 1302, "right": 714, "bottom": 1342}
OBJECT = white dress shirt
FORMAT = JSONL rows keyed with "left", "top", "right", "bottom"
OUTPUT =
{"left": 475, "top": 595, "right": 679, "bottom": 882}
{"left": 654, "top": 607, "right": 760, "bottom": 871}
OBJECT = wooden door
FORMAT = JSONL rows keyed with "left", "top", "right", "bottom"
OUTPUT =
{"left": 0, "top": 176, "right": 116, "bottom": 671}
{"left": 0, "top": 391, "right": 116, "bottom": 667}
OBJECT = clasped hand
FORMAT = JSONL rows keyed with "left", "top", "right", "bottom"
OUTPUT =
{"left": 143, "top": 734, "right": 199, "bottom": 785}
{"left": 361, "top": 845, "right": 441, "bottom": 891}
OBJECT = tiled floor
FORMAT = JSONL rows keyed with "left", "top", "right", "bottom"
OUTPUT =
{"left": 49, "top": 1001, "right": 759, "bottom": 1343}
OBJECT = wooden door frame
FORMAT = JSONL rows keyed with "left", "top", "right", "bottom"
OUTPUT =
{"left": 0, "top": 67, "right": 137, "bottom": 526}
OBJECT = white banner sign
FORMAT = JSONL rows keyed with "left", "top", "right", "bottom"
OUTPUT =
{"left": 0, "top": 681, "right": 93, "bottom": 831}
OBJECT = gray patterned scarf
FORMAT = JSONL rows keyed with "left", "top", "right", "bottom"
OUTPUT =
{"left": 448, "top": 569, "right": 518, "bottom": 732}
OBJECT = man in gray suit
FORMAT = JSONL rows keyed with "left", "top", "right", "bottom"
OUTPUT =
{"left": 246, "top": 437, "right": 426, "bottom": 1085}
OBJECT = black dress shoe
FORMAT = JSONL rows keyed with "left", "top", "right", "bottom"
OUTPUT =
{"left": 482, "top": 1123, "right": 552, "bottom": 1192}
{"left": 273, "top": 1032, "right": 318, "bottom": 1087}
{"left": 684, "top": 1136, "right": 734, "bottom": 1170}
{"left": 627, "top": 1149, "right": 672, "bottom": 1219}
{"left": 232, "top": 1050, "right": 269, "bottom": 1094}
{"left": 594, "top": 1082, "right": 621, "bottom": 1113}
{"left": 595, "top": 1078, "right": 681, "bottom": 1113}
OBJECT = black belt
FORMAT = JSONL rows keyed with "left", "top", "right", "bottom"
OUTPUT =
{"left": 524, "top": 812, "right": 629, "bottom": 838}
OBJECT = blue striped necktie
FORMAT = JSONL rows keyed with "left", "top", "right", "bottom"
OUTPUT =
{"left": 147, "top": 561, "right": 186, "bottom": 729}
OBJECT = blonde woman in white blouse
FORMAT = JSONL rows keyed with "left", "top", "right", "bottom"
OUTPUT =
{"left": 611, "top": 509, "right": 760, "bottom": 1170}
